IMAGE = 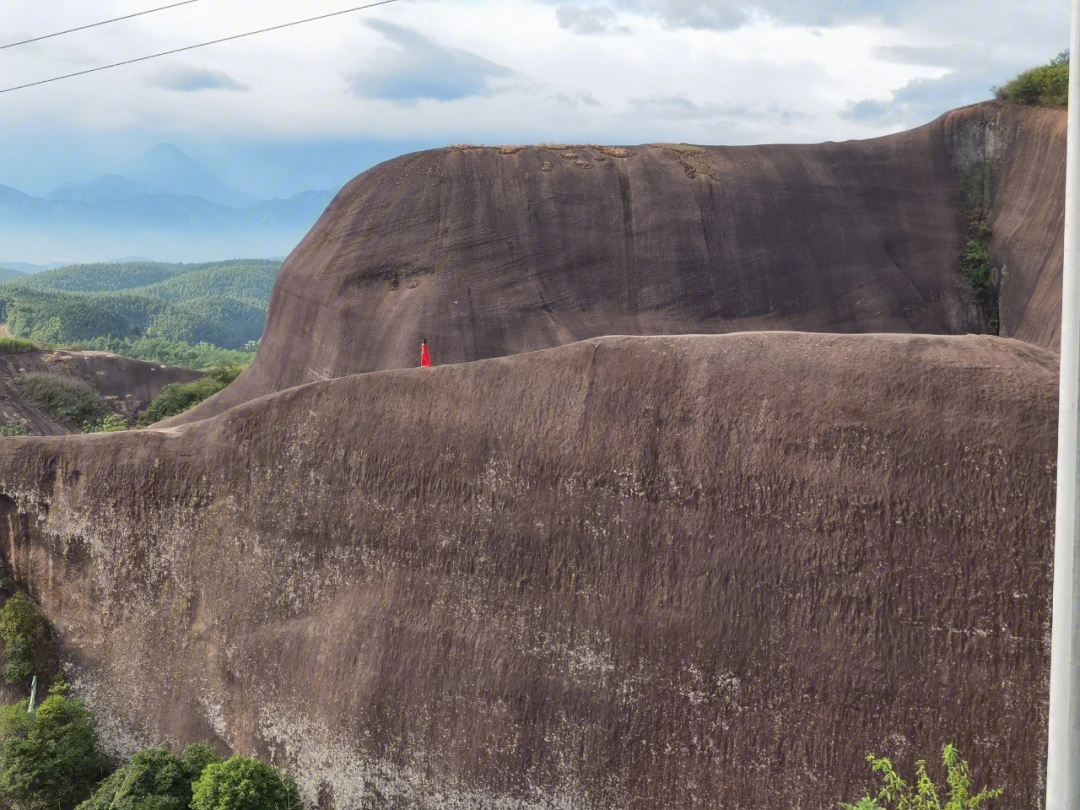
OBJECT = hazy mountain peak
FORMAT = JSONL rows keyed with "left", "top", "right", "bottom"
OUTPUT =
{"left": 127, "top": 143, "right": 261, "bottom": 207}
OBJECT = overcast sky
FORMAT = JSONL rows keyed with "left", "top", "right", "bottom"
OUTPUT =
{"left": 0, "top": 0, "right": 1069, "bottom": 197}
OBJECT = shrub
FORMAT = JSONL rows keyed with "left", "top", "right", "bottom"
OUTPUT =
{"left": 17, "top": 373, "right": 111, "bottom": 428}
{"left": 0, "top": 689, "right": 110, "bottom": 810}
{"left": 0, "top": 592, "right": 48, "bottom": 684}
{"left": 204, "top": 364, "right": 245, "bottom": 386}
{"left": 0, "top": 337, "right": 36, "bottom": 354}
{"left": 0, "top": 421, "right": 25, "bottom": 437}
{"left": 191, "top": 755, "right": 302, "bottom": 810}
{"left": 137, "top": 376, "right": 226, "bottom": 426}
{"left": 995, "top": 50, "right": 1069, "bottom": 107}
{"left": 82, "top": 413, "right": 127, "bottom": 434}
{"left": 76, "top": 743, "right": 221, "bottom": 810}
{"left": 841, "top": 744, "right": 1002, "bottom": 810}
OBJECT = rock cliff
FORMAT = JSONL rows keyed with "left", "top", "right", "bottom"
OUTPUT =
{"left": 0, "top": 333, "right": 1058, "bottom": 810}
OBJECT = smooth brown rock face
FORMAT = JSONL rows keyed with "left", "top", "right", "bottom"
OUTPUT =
{"left": 170, "top": 102, "right": 1066, "bottom": 428}
{"left": 986, "top": 104, "right": 1067, "bottom": 349}
{"left": 0, "top": 333, "right": 1057, "bottom": 810}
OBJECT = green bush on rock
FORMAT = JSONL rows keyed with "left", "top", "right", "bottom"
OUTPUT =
{"left": 83, "top": 413, "right": 128, "bottom": 434}
{"left": 191, "top": 755, "right": 302, "bottom": 810}
{"left": 0, "top": 421, "right": 25, "bottom": 437}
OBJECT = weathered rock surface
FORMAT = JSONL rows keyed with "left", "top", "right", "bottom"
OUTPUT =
{"left": 0, "top": 349, "right": 201, "bottom": 434}
{"left": 0, "top": 333, "right": 1056, "bottom": 810}
{"left": 172, "top": 102, "right": 1064, "bottom": 426}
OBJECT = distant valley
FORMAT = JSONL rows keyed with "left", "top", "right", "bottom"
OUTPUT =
{"left": 0, "top": 143, "right": 336, "bottom": 264}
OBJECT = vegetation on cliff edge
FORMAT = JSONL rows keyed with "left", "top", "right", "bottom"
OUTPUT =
{"left": 995, "top": 50, "right": 1069, "bottom": 108}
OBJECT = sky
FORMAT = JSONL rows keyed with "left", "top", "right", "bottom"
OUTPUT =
{"left": 0, "top": 0, "right": 1069, "bottom": 198}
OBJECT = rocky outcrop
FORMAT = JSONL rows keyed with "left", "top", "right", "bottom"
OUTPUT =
{"left": 0, "top": 349, "right": 201, "bottom": 434}
{"left": 171, "top": 102, "right": 1066, "bottom": 427}
{"left": 0, "top": 333, "right": 1057, "bottom": 810}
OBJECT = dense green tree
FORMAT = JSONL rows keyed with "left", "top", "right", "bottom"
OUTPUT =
{"left": 76, "top": 743, "right": 221, "bottom": 810}
{"left": 190, "top": 755, "right": 301, "bottom": 810}
{"left": 0, "top": 689, "right": 110, "bottom": 810}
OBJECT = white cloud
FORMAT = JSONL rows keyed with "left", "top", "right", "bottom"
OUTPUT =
{"left": 147, "top": 64, "right": 247, "bottom": 92}
{"left": 0, "top": 0, "right": 1069, "bottom": 197}
{"left": 555, "top": 6, "right": 632, "bottom": 35}
{"left": 346, "top": 19, "right": 515, "bottom": 102}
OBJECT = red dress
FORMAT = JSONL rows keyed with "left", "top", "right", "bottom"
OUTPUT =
{"left": 420, "top": 343, "right": 431, "bottom": 367}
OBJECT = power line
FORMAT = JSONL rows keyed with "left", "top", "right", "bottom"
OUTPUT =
{"left": 0, "top": 0, "right": 402, "bottom": 95}
{"left": 0, "top": 0, "right": 201, "bottom": 51}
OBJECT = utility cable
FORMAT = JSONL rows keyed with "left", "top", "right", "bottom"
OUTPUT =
{"left": 0, "top": 0, "right": 402, "bottom": 95}
{"left": 0, "top": 0, "right": 201, "bottom": 51}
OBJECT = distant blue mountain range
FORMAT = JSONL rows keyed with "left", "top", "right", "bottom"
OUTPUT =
{"left": 0, "top": 143, "right": 338, "bottom": 264}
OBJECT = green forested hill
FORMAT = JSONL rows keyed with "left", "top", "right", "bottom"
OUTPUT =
{"left": 0, "top": 259, "right": 280, "bottom": 365}
{"left": 138, "top": 261, "right": 278, "bottom": 306}
{"left": 7, "top": 262, "right": 191, "bottom": 293}
{"left": 8, "top": 260, "right": 278, "bottom": 299}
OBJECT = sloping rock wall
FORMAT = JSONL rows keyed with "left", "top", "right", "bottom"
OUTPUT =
{"left": 0, "top": 333, "right": 1057, "bottom": 810}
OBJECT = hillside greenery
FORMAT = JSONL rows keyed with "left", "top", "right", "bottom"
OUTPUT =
{"left": 0, "top": 337, "right": 36, "bottom": 354}
{"left": 0, "top": 259, "right": 278, "bottom": 364}
{"left": 995, "top": 50, "right": 1069, "bottom": 107}
{"left": 70, "top": 336, "right": 255, "bottom": 370}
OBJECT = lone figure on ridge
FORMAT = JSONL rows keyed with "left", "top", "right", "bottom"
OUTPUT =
{"left": 420, "top": 338, "right": 431, "bottom": 368}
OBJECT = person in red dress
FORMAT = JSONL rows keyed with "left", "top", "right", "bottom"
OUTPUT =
{"left": 420, "top": 338, "right": 431, "bottom": 367}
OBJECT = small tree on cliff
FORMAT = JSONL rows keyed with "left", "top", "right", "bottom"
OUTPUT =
{"left": 190, "top": 755, "right": 302, "bottom": 810}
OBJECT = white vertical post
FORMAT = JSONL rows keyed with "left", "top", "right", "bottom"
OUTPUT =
{"left": 1048, "top": 4, "right": 1080, "bottom": 809}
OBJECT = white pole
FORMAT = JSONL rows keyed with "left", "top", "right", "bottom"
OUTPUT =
{"left": 1048, "top": 3, "right": 1080, "bottom": 808}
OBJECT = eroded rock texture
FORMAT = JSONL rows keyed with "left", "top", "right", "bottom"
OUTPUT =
{"left": 0, "top": 333, "right": 1057, "bottom": 810}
